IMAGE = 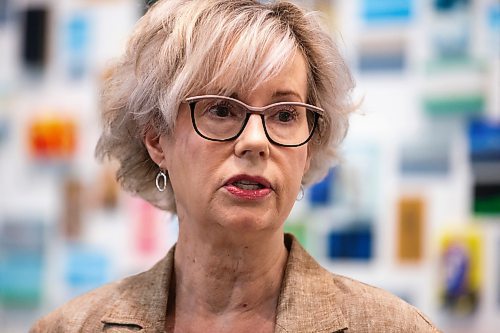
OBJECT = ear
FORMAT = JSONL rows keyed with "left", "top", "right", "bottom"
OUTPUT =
{"left": 144, "top": 129, "right": 167, "bottom": 169}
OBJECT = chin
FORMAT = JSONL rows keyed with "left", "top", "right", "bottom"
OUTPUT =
{"left": 217, "top": 210, "right": 281, "bottom": 233}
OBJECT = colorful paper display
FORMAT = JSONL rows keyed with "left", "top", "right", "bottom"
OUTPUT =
{"left": 358, "top": 37, "right": 406, "bottom": 72}
{"left": 63, "top": 13, "right": 91, "bottom": 79}
{"left": 469, "top": 119, "right": 500, "bottom": 216}
{"left": 397, "top": 197, "right": 425, "bottom": 262}
{"left": 422, "top": 60, "right": 486, "bottom": 117}
{"left": 399, "top": 134, "right": 451, "bottom": 175}
{"left": 64, "top": 245, "right": 110, "bottom": 298}
{"left": 21, "top": 7, "right": 49, "bottom": 69}
{"left": 27, "top": 113, "right": 77, "bottom": 160}
{"left": 309, "top": 168, "right": 335, "bottom": 206}
{"left": 423, "top": 94, "right": 485, "bottom": 117}
{"left": 468, "top": 119, "right": 500, "bottom": 162}
{"left": 362, "top": 0, "right": 413, "bottom": 23}
{"left": 431, "top": 0, "right": 472, "bottom": 58}
{"left": 439, "top": 227, "right": 482, "bottom": 315}
{"left": 0, "top": 222, "right": 45, "bottom": 308}
{"left": 61, "top": 177, "right": 83, "bottom": 239}
{"left": 487, "top": 2, "right": 500, "bottom": 56}
{"left": 473, "top": 183, "right": 500, "bottom": 216}
{"left": 327, "top": 221, "right": 373, "bottom": 260}
{"left": 0, "top": 0, "right": 8, "bottom": 24}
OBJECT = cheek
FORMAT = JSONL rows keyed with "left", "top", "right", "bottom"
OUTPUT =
{"left": 164, "top": 127, "right": 198, "bottom": 191}
{"left": 279, "top": 148, "right": 309, "bottom": 194}
{"left": 168, "top": 133, "right": 224, "bottom": 197}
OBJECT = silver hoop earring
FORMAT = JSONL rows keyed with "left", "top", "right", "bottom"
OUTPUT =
{"left": 156, "top": 170, "right": 167, "bottom": 192}
{"left": 296, "top": 185, "right": 304, "bottom": 201}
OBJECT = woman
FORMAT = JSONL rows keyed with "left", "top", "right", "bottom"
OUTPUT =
{"left": 31, "top": 0, "right": 441, "bottom": 332}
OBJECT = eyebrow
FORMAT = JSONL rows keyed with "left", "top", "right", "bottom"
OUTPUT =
{"left": 272, "top": 90, "right": 304, "bottom": 102}
{"left": 230, "top": 90, "right": 305, "bottom": 103}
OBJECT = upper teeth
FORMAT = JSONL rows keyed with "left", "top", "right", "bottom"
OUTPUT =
{"left": 237, "top": 180, "right": 259, "bottom": 185}
{"left": 234, "top": 180, "right": 263, "bottom": 190}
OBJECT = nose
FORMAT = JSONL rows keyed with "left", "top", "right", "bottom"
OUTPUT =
{"left": 234, "top": 114, "right": 270, "bottom": 159}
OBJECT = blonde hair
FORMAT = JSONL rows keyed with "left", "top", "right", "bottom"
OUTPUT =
{"left": 96, "top": 0, "right": 355, "bottom": 212}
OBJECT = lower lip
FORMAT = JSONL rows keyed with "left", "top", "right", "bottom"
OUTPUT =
{"left": 224, "top": 185, "right": 272, "bottom": 200}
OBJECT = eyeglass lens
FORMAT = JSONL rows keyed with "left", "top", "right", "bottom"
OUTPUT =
{"left": 191, "top": 97, "right": 316, "bottom": 146}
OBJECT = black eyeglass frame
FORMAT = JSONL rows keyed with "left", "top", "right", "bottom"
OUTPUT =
{"left": 184, "top": 95, "right": 322, "bottom": 148}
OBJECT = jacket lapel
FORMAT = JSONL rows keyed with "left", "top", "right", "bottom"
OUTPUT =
{"left": 100, "top": 246, "right": 175, "bottom": 332}
{"left": 275, "top": 235, "right": 348, "bottom": 333}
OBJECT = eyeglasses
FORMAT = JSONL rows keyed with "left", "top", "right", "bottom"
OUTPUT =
{"left": 184, "top": 95, "right": 322, "bottom": 147}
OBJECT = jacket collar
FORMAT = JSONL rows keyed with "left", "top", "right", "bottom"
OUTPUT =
{"left": 275, "top": 234, "right": 348, "bottom": 333}
{"left": 101, "top": 234, "right": 348, "bottom": 333}
{"left": 100, "top": 246, "right": 175, "bottom": 332}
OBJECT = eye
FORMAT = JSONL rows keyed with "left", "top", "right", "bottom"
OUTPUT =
{"left": 277, "top": 110, "right": 295, "bottom": 122}
{"left": 272, "top": 106, "right": 298, "bottom": 123}
{"left": 207, "top": 102, "right": 232, "bottom": 118}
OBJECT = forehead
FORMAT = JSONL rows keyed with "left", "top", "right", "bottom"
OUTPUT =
{"left": 235, "top": 52, "right": 309, "bottom": 103}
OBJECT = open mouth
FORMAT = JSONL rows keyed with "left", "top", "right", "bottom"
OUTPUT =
{"left": 224, "top": 175, "right": 272, "bottom": 199}
{"left": 231, "top": 180, "right": 266, "bottom": 190}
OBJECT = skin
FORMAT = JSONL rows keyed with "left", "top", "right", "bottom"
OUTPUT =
{"left": 145, "top": 52, "right": 311, "bottom": 333}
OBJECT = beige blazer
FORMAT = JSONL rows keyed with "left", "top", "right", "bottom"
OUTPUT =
{"left": 31, "top": 234, "right": 441, "bottom": 332}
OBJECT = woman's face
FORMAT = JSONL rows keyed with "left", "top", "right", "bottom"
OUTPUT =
{"left": 158, "top": 53, "right": 311, "bottom": 235}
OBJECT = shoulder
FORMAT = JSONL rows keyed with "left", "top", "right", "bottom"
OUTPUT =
{"left": 29, "top": 246, "right": 175, "bottom": 333}
{"left": 282, "top": 234, "right": 441, "bottom": 333}
{"left": 29, "top": 278, "right": 125, "bottom": 333}
{"left": 328, "top": 273, "right": 440, "bottom": 332}
{"left": 30, "top": 246, "right": 175, "bottom": 333}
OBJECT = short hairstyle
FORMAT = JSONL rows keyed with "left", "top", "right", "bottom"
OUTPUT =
{"left": 96, "top": 0, "right": 355, "bottom": 212}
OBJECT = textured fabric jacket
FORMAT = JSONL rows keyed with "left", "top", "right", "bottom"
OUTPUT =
{"left": 31, "top": 234, "right": 441, "bottom": 332}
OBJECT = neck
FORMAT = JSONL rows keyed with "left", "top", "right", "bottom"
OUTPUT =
{"left": 172, "top": 225, "right": 288, "bottom": 319}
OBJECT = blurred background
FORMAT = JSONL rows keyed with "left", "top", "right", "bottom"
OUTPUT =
{"left": 0, "top": 0, "right": 499, "bottom": 332}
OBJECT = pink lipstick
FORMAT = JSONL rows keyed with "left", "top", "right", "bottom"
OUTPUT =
{"left": 224, "top": 175, "right": 272, "bottom": 200}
